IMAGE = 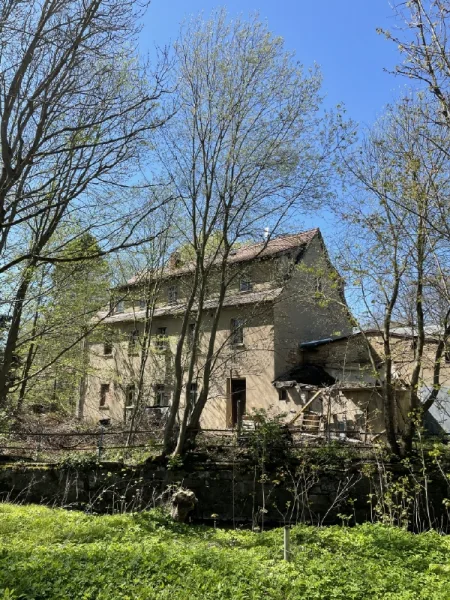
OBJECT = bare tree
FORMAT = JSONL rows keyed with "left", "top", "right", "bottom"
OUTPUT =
{"left": 0, "top": 0, "right": 170, "bottom": 407}
{"left": 152, "top": 10, "right": 350, "bottom": 455}
{"left": 338, "top": 98, "right": 450, "bottom": 455}
{"left": 381, "top": 0, "right": 450, "bottom": 127}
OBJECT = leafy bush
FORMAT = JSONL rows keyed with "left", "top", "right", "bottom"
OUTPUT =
{"left": 0, "top": 504, "right": 450, "bottom": 599}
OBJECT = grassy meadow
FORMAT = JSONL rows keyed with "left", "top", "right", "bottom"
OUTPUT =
{"left": 1, "top": 504, "right": 450, "bottom": 599}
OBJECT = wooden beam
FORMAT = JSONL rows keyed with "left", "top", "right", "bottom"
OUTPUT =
{"left": 289, "top": 388, "right": 325, "bottom": 425}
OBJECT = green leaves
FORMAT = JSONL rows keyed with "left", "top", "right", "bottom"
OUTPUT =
{"left": 1, "top": 505, "right": 450, "bottom": 599}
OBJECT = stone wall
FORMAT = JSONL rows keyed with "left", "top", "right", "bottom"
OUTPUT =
{"left": 1, "top": 455, "right": 449, "bottom": 529}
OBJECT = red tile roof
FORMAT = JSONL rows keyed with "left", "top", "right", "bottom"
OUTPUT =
{"left": 126, "top": 229, "right": 319, "bottom": 287}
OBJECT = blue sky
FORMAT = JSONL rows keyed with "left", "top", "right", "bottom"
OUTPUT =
{"left": 139, "top": 1, "right": 409, "bottom": 245}
{"left": 142, "top": 0, "right": 405, "bottom": 128}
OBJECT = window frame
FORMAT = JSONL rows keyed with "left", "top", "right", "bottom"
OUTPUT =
{"left": 189, "top": 382, "right": 198, "bottom": 404}
{"left": 155, "top": 383, "right": 169, "bottom": 406}
{"left": 230, "top": 317, "right": 244, "bottom": 346}
{"left": 115, "top": 299, "right": 124, "bottom": 314}
{"left": 167, "top": 285, "right": 178, "bottom": 305}
{"left": 239, "top": 278, "right": 252, "bottom": 293}
{"left": 155, "top": 326, "right": 168, "bottom": 351}
{"left": 125, "top": 383, "right": 135, "bottom": 407}
{"left": 128, "top": 329, "right": 139, "bottom": 355}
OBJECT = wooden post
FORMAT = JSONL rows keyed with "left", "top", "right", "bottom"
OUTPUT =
{"left": 283, "top": 526, "right": 291, "bottom": 561}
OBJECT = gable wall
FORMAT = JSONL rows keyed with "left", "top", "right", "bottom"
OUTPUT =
{"left": 273, "top": 236, "right": 353, "bottom": 378}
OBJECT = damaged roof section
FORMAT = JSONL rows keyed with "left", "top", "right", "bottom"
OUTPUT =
{"left": 273, "top": 364, "right": 336, "bottom": 389}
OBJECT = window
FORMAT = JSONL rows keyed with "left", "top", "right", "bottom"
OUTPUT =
{"left": 155, "top": 383, "right": 169, "bottom": 406}
{"left": 230, "top": 318, "right": 244, "bottom": 346}
{"left": 103, "top": 341, "right": 113, "bottom": 356}
{"left": 239, "top": 279, "right": 252, "bottom": 292}
{"left": 155, "top": 327, "right": 167, "bottom": 350}
{"left": 278, "top": 388, "right": 287, "bottom": 401}
{"left": 139, "top": 298, "right": 147, "bottom": 310}
{"left": 115, "top": 300, "right": 124, "bottom": 314}
{"left": 99, "top": 383, "right": 110, "bottom": 408}
{"left": 168, "top": 285, "right": 178, "bottom": 305}
{"left": 189, "top": 382, "right": 198, "bottom": 404}
{"left": 125, "top": 384, "right": 135, "bottom": 406}
{"left": 128, "top": 329, "right": 139, "bottom": 355}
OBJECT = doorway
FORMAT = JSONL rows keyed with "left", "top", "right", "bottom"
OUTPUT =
{"left": 230, "top": 379, "right": 246, "bottom": 428}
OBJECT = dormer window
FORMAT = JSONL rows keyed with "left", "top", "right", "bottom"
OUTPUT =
{"left": 115, "top": 300, "right": 124, "bottom": 314}
{"left": 239, "top": 279, "right": 252, "bottom": 293}
{"left": 168, "top": 285, "right": 178, "bottom": 305}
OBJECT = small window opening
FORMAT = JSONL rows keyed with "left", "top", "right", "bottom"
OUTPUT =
{"left": 115, "top": 300, "right": 124, "bottom": 314}
{"left": 168, "top": 285, "right": 178, "bottom": 305}
{"left": 103, "top": 341, "right": 113, "bottom": 356}
{"left": 100, "top": 383, "right": 110, "bottom": 408}
{"left": 239, "top": 279, "right": 252, "bottom": 293}
{"left": 139, "top": 298, "right": 147, "bottom": 310}
{"left": 230, "top": 318, "right": 244, "bottom": 346}
{"left": 155, "top": 327, "right": 167, "bottom": 350}
{"left": 278, "top": 388, "right": 287, "bottom": 401}
{"left": 155, "top": 383, "right": 169, "bottom": 406}
{"left": 125, "top": 383, "right": 135, "bottom": 406}
{"left": 128, "top": 329, "right": 139, "bottom": 355}
{"left": 189, "top": 382, "right": 198, "bottom": 404}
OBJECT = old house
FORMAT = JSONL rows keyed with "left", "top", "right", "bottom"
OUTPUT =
{"left": 281, "top": 328, "right": 450, "bottom": 439}
{"left": 79, "top": 229, "right": 355, "bottom": 429}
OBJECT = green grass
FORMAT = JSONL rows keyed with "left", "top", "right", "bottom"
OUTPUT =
{"left": 1, "top": 505, "right": 450, "bottom": 599}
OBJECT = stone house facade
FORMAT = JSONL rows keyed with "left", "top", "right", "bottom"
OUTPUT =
{"left": 79, "top": 229, "right": 354, "bottom": 429}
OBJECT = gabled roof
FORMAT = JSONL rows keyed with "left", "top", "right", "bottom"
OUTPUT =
{"left": 126, "top": 229, "right": 319, "bottom": 287}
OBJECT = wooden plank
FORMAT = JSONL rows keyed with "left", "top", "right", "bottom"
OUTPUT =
{"left": 289, "top": 389, "right": 325, "bottom": 425}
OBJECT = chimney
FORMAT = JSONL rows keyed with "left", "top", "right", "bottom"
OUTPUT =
{"left": 168, "top": 251, "right": 181, "bottom": 270}
{"left": 264, "top": 227, "right": 270, "bottom": 241}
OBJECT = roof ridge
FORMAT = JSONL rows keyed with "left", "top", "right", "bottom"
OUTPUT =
{"left": 125, "top": 228, "right": 320, "bottom": 287}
